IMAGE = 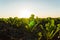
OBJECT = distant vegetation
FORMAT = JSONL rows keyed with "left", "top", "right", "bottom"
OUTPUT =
{"left": 0, "top": 14, "right": 60, "bottom": 40}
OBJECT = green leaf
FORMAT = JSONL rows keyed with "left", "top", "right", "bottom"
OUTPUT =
{"left": 29, "top": 20, "right": 35, "bottom": 28}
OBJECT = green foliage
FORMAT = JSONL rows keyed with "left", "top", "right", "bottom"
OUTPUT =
{"left": 29, "top": 20, "right": 35, "bottom": 28}
{"left": 0, "top": 14, "right": 60, "bottom": 40}
{"left": 57, "top": 24, "right": 60, "bottom": 29}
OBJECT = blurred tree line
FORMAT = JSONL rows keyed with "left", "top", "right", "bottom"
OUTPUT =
{"left": 0, "top": 14, "right": 60, "bottom": 40}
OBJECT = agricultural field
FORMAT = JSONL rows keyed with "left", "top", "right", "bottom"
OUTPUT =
{"left": 0, "top": 14, "right": 60, "bottom": 40}
{"left": 0, "top": 0, "right": 60, "bottom": 40}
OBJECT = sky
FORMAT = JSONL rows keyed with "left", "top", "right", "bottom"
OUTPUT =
{"left": 0, "top": 0, "right": 60, "bottom": 18}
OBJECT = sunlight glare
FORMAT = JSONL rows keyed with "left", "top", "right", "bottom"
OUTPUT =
{"left": 18, "top": 8, "right": 35, "bottom": 18}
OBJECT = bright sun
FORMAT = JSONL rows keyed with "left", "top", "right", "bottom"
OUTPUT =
{"left": 18, "top": 8, "right": 36, "bottom": 18}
